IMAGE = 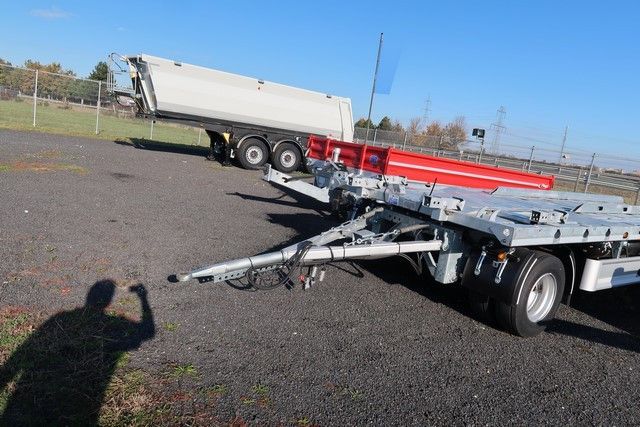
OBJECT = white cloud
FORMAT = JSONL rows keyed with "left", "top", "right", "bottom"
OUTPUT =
{"left": 30, "top": 6, "right": 72, "bottom": 19}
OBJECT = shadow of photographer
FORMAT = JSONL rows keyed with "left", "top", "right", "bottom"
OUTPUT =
{"left": 0, "top": 280, "right": 155, "bottom": 425}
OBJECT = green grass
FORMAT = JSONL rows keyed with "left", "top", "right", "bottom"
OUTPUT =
{"left": 296, "top": 417, "right": 312, "bottom": 427}
{"left": 162, "top": 322, "right": 178, "bottom": 332}
{"left": 206, "top": 384, "right": 228, "bottom": 396}
{"left": 251, "top": 383, "right": 270, "bottom": 396}
{"left": 0, "top": 312, "right": 31, "bottom": 351}
{"left": 169, "top": 363, "right": 199, "bottom": 379}
{"left": 0, "top": 99, "right": 206, "bottom": 147}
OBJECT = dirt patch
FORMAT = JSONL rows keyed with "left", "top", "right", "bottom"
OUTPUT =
{"left": 0, "top": 161, "right": 88, "bottom": 174}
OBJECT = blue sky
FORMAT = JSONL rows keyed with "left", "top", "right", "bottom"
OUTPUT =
{"left": 1, "top": 1, "right": 639, "bottom": 165}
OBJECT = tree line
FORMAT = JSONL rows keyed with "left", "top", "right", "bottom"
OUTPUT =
{"left": 355, "top": 115, "right": 468, "bottom": 150}
{"left": 0, "top": 58, "right": 109, "bottom": 104}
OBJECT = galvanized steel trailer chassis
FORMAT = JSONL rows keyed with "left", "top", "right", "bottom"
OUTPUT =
{"left": 178, "top": 162, "right": 640, "bottom": 337}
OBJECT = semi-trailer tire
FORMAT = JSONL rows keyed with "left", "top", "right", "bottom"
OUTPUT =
{"left": 273, "top": 143, "right": 301, "bottom": 173}
{"left": 494, "top": 251, "right": 565, "bottom": 337}
{"left": 238, "top": 138, "right": 268, "bottom": 169}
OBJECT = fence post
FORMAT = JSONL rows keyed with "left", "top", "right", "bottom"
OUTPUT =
{"left": 198, "top": 128, "right": 202, "bottom": 145}
{"left": 32, "top": 69, "right": 38, "bottom": 127}
{"left": 527, "top": 146, "right": 535, "bottom": 172}
{"left": 574, "top": 167, "right": 582, "bottom": 192}
{"left": 150, "top": 120, "right": 154, "bottom": 139}
{"left": 636, "top": 186, "right": 640, "bottom": 205}
{"left": 402, "top": 132, "right": 407, "bottom": 150}
{"left": 95, "top": 81, "right": 101, "bottom": 135}
{"left": 373, "top": 128, "right": 377, "bottom": 145}
{"left": 584, "top": 153, "right": 596, "bottom": 193}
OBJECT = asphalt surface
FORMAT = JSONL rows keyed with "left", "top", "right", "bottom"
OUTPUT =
{"left": 1, "top": 129, "right": 640, "bottom": 425}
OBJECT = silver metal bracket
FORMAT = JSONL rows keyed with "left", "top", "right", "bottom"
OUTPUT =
{"left": 492, "top": 249, "right": 516, "bottom": 284}
{"left": 474, "top": 249, "right": 487, "bottom": 276}
{"left": 494, "top": 259, "right": 507, "bottom": 284}
{"left": 422, "top": 195, "right": 465, "bottom": 211}
{"left": 530, "top": 210, "right": 569, "bottom": 225}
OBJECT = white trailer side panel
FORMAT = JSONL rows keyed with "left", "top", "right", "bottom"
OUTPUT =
{"left": 135, "top": 55, "right": 353, "bottom": 142}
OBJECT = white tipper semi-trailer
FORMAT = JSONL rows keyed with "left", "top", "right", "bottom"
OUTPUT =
{"left": 109, "top": 54, "right": 354, "bottom": 172}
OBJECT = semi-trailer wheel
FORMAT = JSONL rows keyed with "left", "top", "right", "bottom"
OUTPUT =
{"left": 272, "top": 143, "right": 301, "bottom": 173}
{"left": 494, "top": 251, "right": 565, "bottom": 337}
{"left": 238, "top": 138, "right": 268, "bottom": 169}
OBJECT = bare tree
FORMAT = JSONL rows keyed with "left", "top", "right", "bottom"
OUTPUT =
{"left": 391, "top": 119, "right": 404, "bottom": 132}
{"left": 407, "top": 117, "right": 423, "bottom": 135}
{"left": 443, "top": 116, "right": 467, "bottom": 149}
{"left": 424, "top": 121, "right": 444, "bottom": 136}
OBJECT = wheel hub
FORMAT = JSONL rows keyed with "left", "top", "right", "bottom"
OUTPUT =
{"left": 526, "top": 273, "right": 557, "bottom": 323}
{"left": 280, "top": 149, "right": 297, "bottom": 168}
{"left": 246, "top": 146, "right": 264, "bottom": 164}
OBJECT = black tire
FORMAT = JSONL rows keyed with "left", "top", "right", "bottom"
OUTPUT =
{"left": 494, "top": 251, "right": 565, "bottom": 337}
{"left": 272, "top": 143, "right": 301, "bottom": 173}
{"left": 467, "top": 289, "right": 495, "bottom": 325}
{"left": 237, "top": 138, "right": 268, "bottom": 169}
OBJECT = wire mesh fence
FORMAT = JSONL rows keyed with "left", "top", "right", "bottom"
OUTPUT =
{"left": 354, "top": 126, "right": 640, "bottom": 203}
{"left": 1, "top": 63, "right": 640, "bottom": 202}
{"left": 0, "top": 63, "right": 207, "bottom": 147}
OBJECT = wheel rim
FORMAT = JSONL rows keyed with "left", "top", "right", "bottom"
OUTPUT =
{"left": 526, "top": 273, "right": 557, "bottom": 323}
{"left": 279, "top": 149, "right": 297, "bottom": 168}
{"left": 245, "top": 146, "right": 264, "bottom": 165}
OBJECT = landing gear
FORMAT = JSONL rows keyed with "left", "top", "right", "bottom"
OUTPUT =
{"left": 206, "top": 130, "right": 231, "bottom": 166}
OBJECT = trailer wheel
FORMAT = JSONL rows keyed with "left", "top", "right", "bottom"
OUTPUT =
{"left": 238, "top": 138, "right": 268, "bottom": 169}
{"left": 467, "top": 289, "right": 495, "bottom": 324}
{"left": 495, "top": 251, "right": 565, "bottom": 337}
{"left": 273, "top": 143, "right": 301, "bottom": 173}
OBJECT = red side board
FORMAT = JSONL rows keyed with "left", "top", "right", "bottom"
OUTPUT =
{"left": 307, "top": 135, "right": 555, "bottom": 190}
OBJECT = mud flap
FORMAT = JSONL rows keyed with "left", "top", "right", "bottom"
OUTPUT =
{"left": 460, "top": 248, "right": 537, "bottom": 305}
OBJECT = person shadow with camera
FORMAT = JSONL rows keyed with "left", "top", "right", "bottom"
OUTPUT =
{"left": 0, "top": 280, "right": 155, "bottom": 426}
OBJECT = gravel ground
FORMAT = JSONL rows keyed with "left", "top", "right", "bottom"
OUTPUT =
{"left": 1, "top": 129, "right": 640, "bottom": 425}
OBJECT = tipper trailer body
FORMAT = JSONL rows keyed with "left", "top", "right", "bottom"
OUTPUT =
{"left": 109, "top": 54, "right": 354, "bottom": 172}
{"left": 177, "top": 152, "right": 640, "bottom": 337}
